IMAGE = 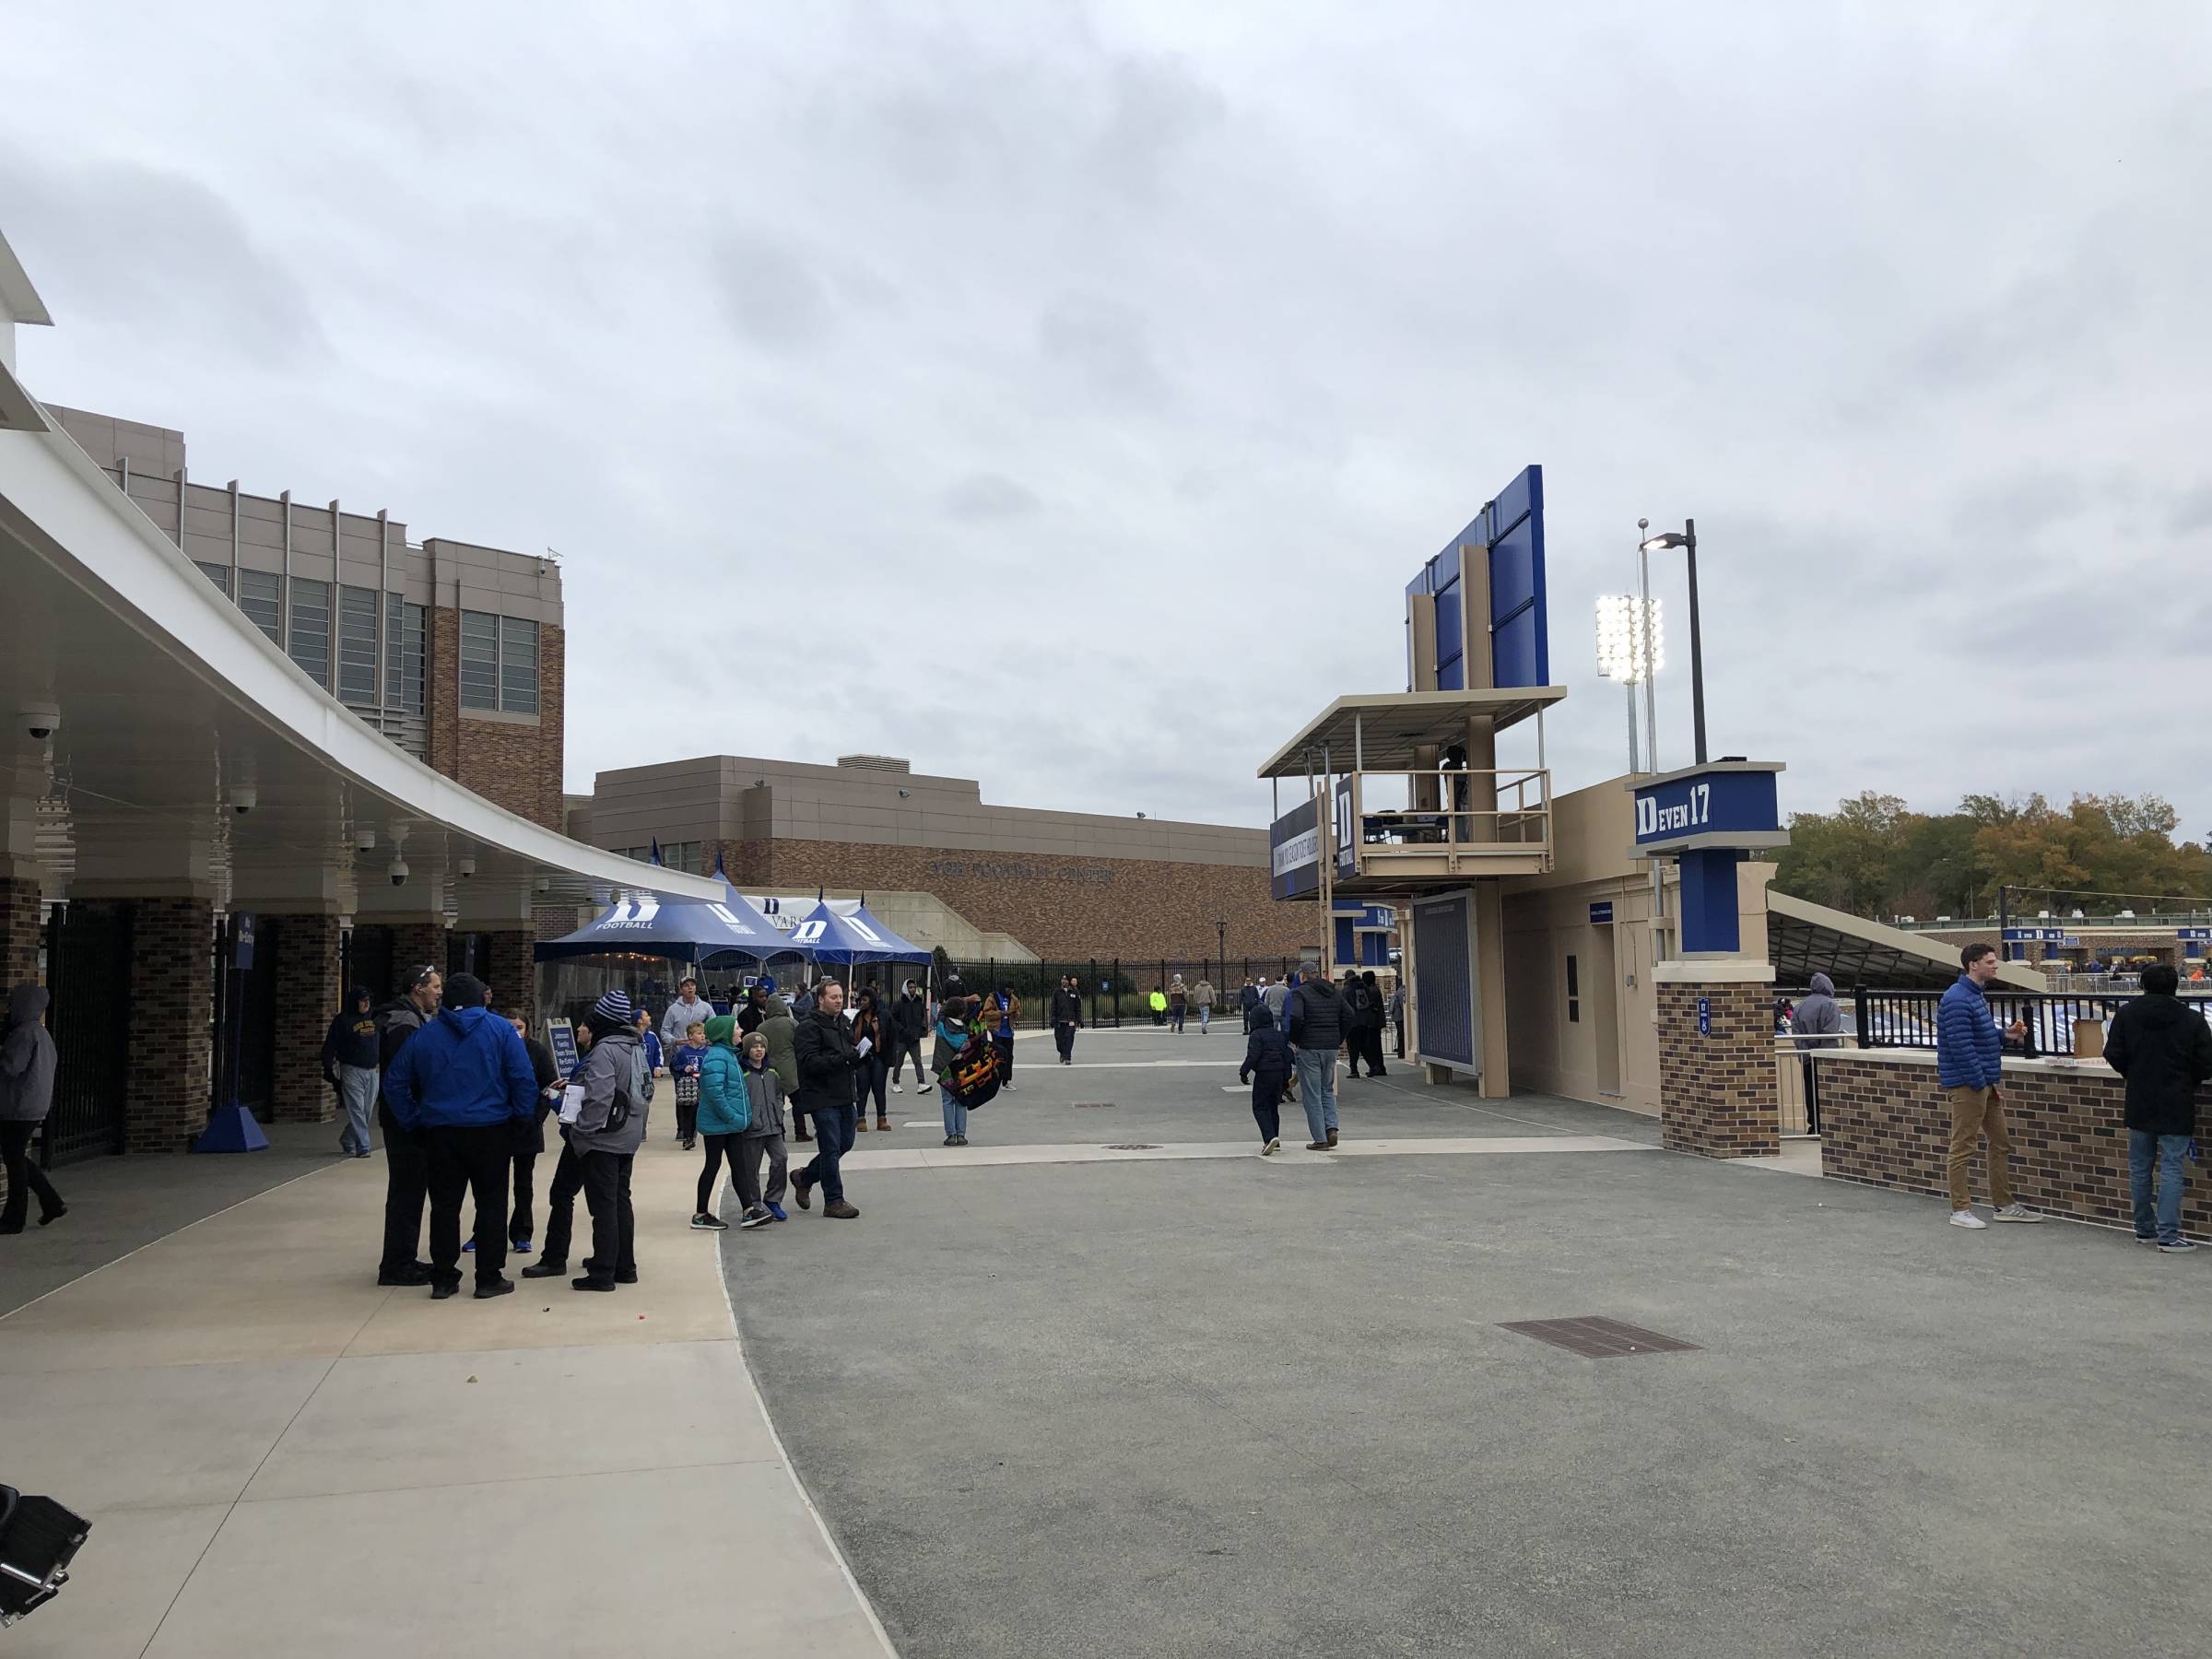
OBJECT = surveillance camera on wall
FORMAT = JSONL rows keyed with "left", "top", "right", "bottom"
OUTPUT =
{"left": 231, "top": 786, "right": 258, "bottom": 816}
{"left": 458, "top": 855, "right": 477, "bottom": 879}
{"left": 18, "top": 703, "right": 60, "bottom": 742}
{"left": 388, "top": 856, "right": 409, "bottom": 888}
{"left": 355, "top": 829, "right": 377, "bottom": 852}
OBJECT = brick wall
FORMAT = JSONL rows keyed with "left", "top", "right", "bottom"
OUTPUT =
{"left": 1817, "top": 1054, "right": 2204, "bottom": 1239}
{"left": 1658, "top": 980, "right": 1780, "bottom": 1158}
{"left": 0, "top": 875, "right": 38, "bottom": 990}
{"left": 388, "top": 923, "right": 448, "bottom": 990}
{"left": 109, "top": 897, "right": 214, "bottom": 1154}
{"left": 711, "top": 835, "right": 1309, "bottom": 960}
{"left": 268, "top": 912, "right": 341, "bottom": 1124}
{"left": 424, "top": 613, "right": 565, "bottom": 831}
{"left": 482, "top": 929, "right": 535, "bottom": 1030}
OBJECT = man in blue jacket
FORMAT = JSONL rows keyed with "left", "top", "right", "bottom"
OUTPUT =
{"left": 1936, "top": 943, "right": 2041, "bottom": 1230}
{"left": 382, "top": 972, "right": 540, "bottom": 1298}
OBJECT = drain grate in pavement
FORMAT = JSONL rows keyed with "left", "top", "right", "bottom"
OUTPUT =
{"left": 1498, "top": 1317, "right": 1700, "bottom": 1359}
{"left": 1103, "top": 1144, "right": 1161, "bottom": 1151}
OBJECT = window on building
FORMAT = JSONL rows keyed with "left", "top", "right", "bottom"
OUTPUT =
{"left": 461, "top": 609, "right": 540, "bottom": 714}
{"left": 237, "top": 569, "right": 282, "bottom": 644}
{"left": 663, "top": 841, "right": 701, "bottom": 874}
{"left": 500, "top": 617, "right": 539, "bottom": 715}
{"left": 460, "top": 610, "right": 500, "bottom": 710}
{"left": 336, "top": 585, "right": 378, "bottom": 706}
{"left": 194, "top": 560, "right": 231, "bottom": 597}
{"left": 385, "top": 595, "right": 425, "bottom": 716}
{"left": 1566, "top": 954, "right": 1580, "bottom": 1024}
{"left": 288, "top": 576, "right": 331, "bottom": 687}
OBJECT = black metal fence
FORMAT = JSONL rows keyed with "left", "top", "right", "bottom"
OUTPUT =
{"left": 864, "top": 959, "right": 1309, "bottom": 1030}
{"left": 1851, "top": 986, "right": 2212, "bottom": 1053}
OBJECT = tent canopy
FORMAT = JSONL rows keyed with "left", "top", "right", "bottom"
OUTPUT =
{"left": 700, "top": 881, "right": 813, "bottom": 967}
{"left": 534, "top": 889, "right": 816, "bottom": 963}
{"left": 790, "top": 900, "right": 931, "bottom": 965}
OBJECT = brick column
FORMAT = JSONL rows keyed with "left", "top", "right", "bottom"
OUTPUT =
{"left": 1658, "top": 976, "right": 1781, "bottom": 1159}
{"left": 91, "top": 896, "right": 216, "bottom": 1155}
{"left": 0, "top": 874, "right": 40, "bottom": 990}
{"left": 388, "top": 922, "right": 448, "bottom": 987}
{"left": 267, "top": 912, "right": 342, "bottom": 1123}
{"left": 482, "top": 928, "right": 535, "bottom": 1029}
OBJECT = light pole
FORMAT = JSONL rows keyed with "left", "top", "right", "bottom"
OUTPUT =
{"left": 1594, "top": 593, "right": 1663, "bottom": 775}
{"left": 1217, "top": 918, "right": 1227, "bottom": 990}
{"left": 1640, "top": 518, "right": 1706, "bottom": 765}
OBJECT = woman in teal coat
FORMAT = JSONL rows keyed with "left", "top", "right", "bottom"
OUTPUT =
{"left": 691, "top": 1015, "right": 749, "bottom": 1230}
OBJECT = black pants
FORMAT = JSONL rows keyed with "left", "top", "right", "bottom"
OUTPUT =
{"left": 800, "top": 1100, "right": 856, "bottom": 1203}
{"left": 1251, "top": 1074, "right": 1286, "bottom": 1144}
{"left": 377, "top": 1100, "right": 429, "bottom": 1275}
{"left": 1361, "top": 1026, "right": 1389, "bottom": 1076}
{"left": 1053, "top": 1022, "right": 1076, "bottom": 1062}
{"left": 1394, "top": 1017, "right": 1406, "bottom": 1059}
{"left": 861, "top": 1054, "right": 888, "bottom": 1117}
{"left": 579, "top": 1150, "right": 636, "bottom": 1287}
{"left": 676, "top": 1092, "right": 698, "bottom": 1144}
{"left": 1, "top": 1120, "right": 63, "bottom": 1230}
{"left": 891, "top": 1034, "right": 926, "bottom": 1085}
{"left": 510, "top": 1145, "right": 538, "bottom": 1246}
{"left": 698, "top": 1131, "right": 743, "bottom": 1216}
{"left": 993, "top": 1034, "right": 1014, "bottom": 1082}
{"left": 425, "top": 1123, "right": 514, "bottom": 1287}
{"left": 540, "top": 1139, "right": 585, "bottom": 1266}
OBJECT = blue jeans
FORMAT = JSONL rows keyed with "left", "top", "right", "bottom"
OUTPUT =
{"left": 337, "top": 1064, "right": 378, "bottom": 1153}
{"left": 800, "top": 1102, "right": 856, "bottom": 1203}
{"left": 2130, "top": 1130, "right": 2189, "bottom": 1243}
{"left": 1293, "top": 1048, "right": 1337, "bottom": 1144}
{"left": 940, "top": 1085, "right": 968, "bottom": 1138}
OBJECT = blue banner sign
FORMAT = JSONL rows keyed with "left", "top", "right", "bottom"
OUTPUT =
{"left": 547, "top": 1018, "right": 579, "bottom": 1078}
{"left": 1270, "top": 797, "right": 1320, "bottom": 900}
{"left": 2179, "top": 928, "right": 2211, "bottom": 943}
{"left": 1589, "top": 901, "right": 1614, "bottom": 925}
{"left": 1696, "top": 996, "right": 1712, "bottom": 1037}
{"left": 1335, "top": 777, "right": 1358, "bottom": 877}
{"left": 233, "top": 912, "right": 256, "bottom": 971}
{"left": 2002, "top": 927, "right": 2066, "bottom": 943}
{"left": 1630, "top": 764, "right": 1785, "bottom": 854}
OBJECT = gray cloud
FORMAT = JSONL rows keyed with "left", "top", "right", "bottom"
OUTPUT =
{"left": 4, "top": 4, "right": 2208, "bottom": 839}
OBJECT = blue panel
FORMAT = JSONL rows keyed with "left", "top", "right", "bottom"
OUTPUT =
{"left": 1677, "top": 850, "right": 1745, "bottom": 955}
{"left": 1404, "top": 465, "right": 1548, "bottom": 690}
{"left": 1412, "top": 894, "right": 1477, "bottom": 1066}
{"left": 1270, "top": 798, "right": 1320, "bottom": 900}
{"left": 1631, "top": 768, "right": 1782, "bottom": 852}
{"left": 1432, "top": 563, "right": 1465, "bottom": 691}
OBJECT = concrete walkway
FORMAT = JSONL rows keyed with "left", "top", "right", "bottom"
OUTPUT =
{"left": 0, "top": 1137, "right": 894, "bottom": 1658}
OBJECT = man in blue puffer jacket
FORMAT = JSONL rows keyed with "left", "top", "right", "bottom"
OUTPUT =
{"left": 1936, "top": 943, "right": 2041, "bottom": 1230}
{"left": 382, "top": 971, "right": 540, "bottom": 1298}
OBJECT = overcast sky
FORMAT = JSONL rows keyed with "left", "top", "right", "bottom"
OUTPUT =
{"left": 6, "top": 3, "right": 2209, "bottom": 835}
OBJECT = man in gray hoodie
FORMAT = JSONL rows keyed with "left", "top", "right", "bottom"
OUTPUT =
{"left": 1, "top": 984, "right": 65, "bottom": 1233}
{"left": 1791, "top": 973, "right": 1846, "bottom": 1124}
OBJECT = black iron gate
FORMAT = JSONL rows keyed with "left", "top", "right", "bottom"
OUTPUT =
{"left": 43, "top": 902, "right": 131, "bottom": 1164}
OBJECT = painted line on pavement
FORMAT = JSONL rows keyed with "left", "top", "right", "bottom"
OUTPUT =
{"left": 838, "top": 1134, "right": 1656, "bottom": 1174}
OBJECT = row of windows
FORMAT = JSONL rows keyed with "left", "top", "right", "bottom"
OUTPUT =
{"left": 610, "top": 841, "right": 702, "bottom": 873}
{"left": 189, "top": 564, "right": 515, "bottom": 724}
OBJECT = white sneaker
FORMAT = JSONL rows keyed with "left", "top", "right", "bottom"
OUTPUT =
{"left": 892, "top": 1083, "right": 903, "bottom": 1094}
{"left": 1991, "top": 1204, "right": 2044, "bottom": 1224}
{"left": 1262, "top": 1137, "right": 1280, "bottom": 1156}
{"left": 1948, "top": 1209, "right": 1987, "bottom": 1230}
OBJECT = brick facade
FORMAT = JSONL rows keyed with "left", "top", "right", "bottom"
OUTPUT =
{"left": 427, "top": 610, "right": 566, "bottom": 831}
{"left": 107, "top": 897, "right": 215, "bottom": 1154}
{"left": 482, "top": 929, "right": 536, "bottom": 1030}
{"left": 710, "top": 835, "right": 1310, "bottom": 961}
{"left": 388, "top": 923, "right": 449, "bottom": 990}
{"left": 267, "top": 912, "right": 341, "bottom": 1124}
{"left": 1658, "top": 980, "right": 1781, "bottom": 1158}
{"left": 0, "top": 875, "right": 38, "bottom": 990}
{"left": 1816, "top": 1054, "right": 2204, "bottom": 1239}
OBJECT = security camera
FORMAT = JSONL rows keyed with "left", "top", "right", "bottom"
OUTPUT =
{"left": 388, "top": 856, "right": 409, "bottom": 888}
{"left": 457, "top": 855, "right": 477, "bottom": 879}
{"left": 355, "top": 829, "right": 377, "bottom": 852}
{"left": 19, "top": 702, "right": 59, "bottom": 742}
{"left": 231, "top": 786, "right": 257, "bottom": 816}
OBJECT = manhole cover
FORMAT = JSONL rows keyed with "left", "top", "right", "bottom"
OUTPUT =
{"left": 1103, "top": 1144, "right": 1161, "bottom": 1151}
{"left": 1073, "top": 1101, "right": 1115, "bottom": 1109}
{"left": 1498, "top": 1317, "right": 1700, "bottom": 1359}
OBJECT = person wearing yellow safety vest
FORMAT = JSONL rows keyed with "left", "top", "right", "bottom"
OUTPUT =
{"left": 1148, "top": 986, "right": 1169, "bottom": 1027}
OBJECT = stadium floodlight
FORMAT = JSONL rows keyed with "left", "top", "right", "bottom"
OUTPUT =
{"left": 1594, "top": 594, "right": 1664, "bottom": 685}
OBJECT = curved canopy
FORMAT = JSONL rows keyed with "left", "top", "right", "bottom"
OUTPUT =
{"left": 535, "top": 889, "right": 815, "bottom": 963}
{"left": 789, "top": 900, "right": 931, "bottom": 965}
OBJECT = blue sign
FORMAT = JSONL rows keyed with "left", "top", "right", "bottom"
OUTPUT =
{"left": 1334, "top": 777, "right": 1358, "bottom": 877}
{"left": 2180, "top": 928, "right": 2212, "bottom": 943}
{"left": 1697, "top": 996, "right": 1712, "bottom": 1037}
{"left": 1404, "top": 465, "right": 1550, "bottom": 691}
{"left": 2003, "top": 927, "right": 2065, "bottom": 943}
{"left": 1589, "top": 901, "right": 1614, "bottom": 925}
{"left": 1270, "top": 798, "right": 1320, "bottom": 900}
{"left": 547, "top": 1017, "right": 580, "bottom": 1079}
{"left": 1630, "top": 764, "right": 1786, "bottom": 854}
{"left": 233, "top": 912, "right": 256, "bottom": 971}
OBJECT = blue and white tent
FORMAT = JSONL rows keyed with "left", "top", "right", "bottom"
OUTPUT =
{"left": 787, "top": 900, "right": 931, "bottom": 966}
{"left": 534, "top": 889, "right": 814, "bottom": 964}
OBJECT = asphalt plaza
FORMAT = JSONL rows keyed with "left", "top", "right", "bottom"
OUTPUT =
{"left": 729, "top": 1027, "right": 2212, "bottom": 1659}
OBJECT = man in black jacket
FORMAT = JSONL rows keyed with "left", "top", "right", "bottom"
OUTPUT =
{"left": 889, "top": 980, "right": 930, "bottom": 1092}
{"left": 506, "top": 1010, "right": 561, "bottom": 1253}
{"left": 1288, "top": 970, "right": 1347, "bottom": 1149}
{"left": 373, "top": 965, "right": 442, "bottom": 1285}
{"left": 2103, "top": 962, "right": 2212, "bottom": 1252}
{"left": 1050, "top": 975, "right": 1083, "bottom": 1065}
{"left": 790, "top": 981, "right": 864, "bottom": 1219}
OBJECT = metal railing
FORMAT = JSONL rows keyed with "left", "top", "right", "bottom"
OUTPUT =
{"left": 1349, "top": 768, "right": 1551, "bottom": 858}
{"left": 1849, "top": 986, "right": 2212, "bottom": 1055}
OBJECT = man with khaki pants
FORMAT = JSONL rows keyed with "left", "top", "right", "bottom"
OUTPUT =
{"left": 1936, "top": 942, "right": 2042, "bottom": 1230}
